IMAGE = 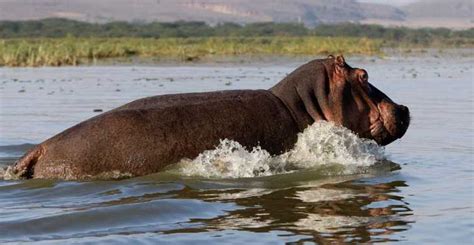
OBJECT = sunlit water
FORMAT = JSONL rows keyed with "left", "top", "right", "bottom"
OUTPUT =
{"left": 0, "top": 53, "right": 472, "bottom": 244}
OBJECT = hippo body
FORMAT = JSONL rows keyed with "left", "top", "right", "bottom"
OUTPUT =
{"left": 13, "top": 90, "right": 298, "bottom": 179}
{"left": 9, "top": 56, "right": 410, "bottom": 180}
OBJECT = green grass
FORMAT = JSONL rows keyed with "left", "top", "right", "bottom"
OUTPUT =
{"left": 0, "top": 37, "right": 383, "bottom": 67}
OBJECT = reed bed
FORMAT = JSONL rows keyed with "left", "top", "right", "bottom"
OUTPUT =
{"left": 0, "top": 37, "right": 382, "bottom": 67}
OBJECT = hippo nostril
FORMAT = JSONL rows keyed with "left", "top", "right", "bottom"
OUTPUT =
{"left": 400, "top": 105, "right": 408, "bottom": 113}
{"left": 398, "top": 105, "right": 409, "bottom": 118}
{"left": 396, "top": 105, "right": 410, "bottom": 138}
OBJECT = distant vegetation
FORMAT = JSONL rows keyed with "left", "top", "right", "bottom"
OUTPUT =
{"left": 0, "top": 37, "right": 381, "bottom": 66}
{"left": 0, "top": 18, "right": 472, "bottom": 66}
{"left": 1, "top": 18, "right": 472, "bottom": 45}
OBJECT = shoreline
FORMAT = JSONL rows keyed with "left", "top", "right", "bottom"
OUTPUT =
{"left": 1, "top": 36, "right": 472, "bottom": 68}
{"left": 0, "top": 37, "right": 382, "bottom": 67}
{"left": 0, "top": 48, "right": 471, "bottom": 68}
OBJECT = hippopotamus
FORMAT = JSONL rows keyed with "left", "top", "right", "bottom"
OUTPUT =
{"left": 6, "top": 55, "right": 409, "bottom": 180}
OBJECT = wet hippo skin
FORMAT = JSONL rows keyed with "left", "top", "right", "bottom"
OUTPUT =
{"left": 8, "top": 55, "right": 410, "bottom": 180}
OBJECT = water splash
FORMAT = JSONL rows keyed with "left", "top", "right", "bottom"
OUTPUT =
{"left": 173, "top": 140, "right": 275, "bottom": 179}
{"left": 171, "top": 121, "right": 386, "bottom": 178}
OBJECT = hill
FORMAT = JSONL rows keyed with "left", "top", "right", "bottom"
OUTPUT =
{"left": 362, "top": 0, "right": 473, "bottom": 29}
{"left": 0, "top": 0, "right": 471, "bottom": 29}
{"left": 403, "top": 0, "right": 472, "bottom": 18}
{"left": 0, "top": 0, "right": 404, "bottom": 26}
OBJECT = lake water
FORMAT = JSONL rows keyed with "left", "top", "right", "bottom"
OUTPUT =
{"left": 0, "top": 53, "right": 472, "bottom": 244}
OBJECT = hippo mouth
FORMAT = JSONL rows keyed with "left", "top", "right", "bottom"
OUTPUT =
{"left": 369, "top": 103, "right": 410, "bottom": 146}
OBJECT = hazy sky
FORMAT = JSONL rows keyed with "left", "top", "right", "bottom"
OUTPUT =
{"left": 357, "top": 0, "right": 419, "bottom": 6}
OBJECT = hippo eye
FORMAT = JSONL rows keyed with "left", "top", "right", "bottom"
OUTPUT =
{"left": 359, "top": 71, "right": 368, "bottom": 83}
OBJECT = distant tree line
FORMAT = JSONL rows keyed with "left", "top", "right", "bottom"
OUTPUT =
{"left": 1, "top": 18, "right": 472, "bottom": 44}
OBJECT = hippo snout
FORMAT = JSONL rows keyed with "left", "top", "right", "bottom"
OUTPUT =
{"left": 396, "top": 104, "right": 410, "bottom": 139}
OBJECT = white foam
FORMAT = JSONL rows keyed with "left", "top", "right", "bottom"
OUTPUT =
{"left": 171, "top": 121, "right": 386, "bottom": 178}
{"left": 173, "top": 139, "right": 275, "bottom": 178}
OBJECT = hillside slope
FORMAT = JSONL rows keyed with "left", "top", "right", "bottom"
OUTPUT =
{"left": 0, "top": 0, "right": 471, "bottom": 28}
{"left": 0, "top": 0, "right": 404, "bottom": 26}
{"left": 403, "top": 0, "right": 472, "bottom": 18}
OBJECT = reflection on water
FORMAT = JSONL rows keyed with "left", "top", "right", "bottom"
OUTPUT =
{"left": 170, "top": 178, "right": 412, "bottom": 244}
{"left": 0, "top": 170, "right": 411, "bottom": 243}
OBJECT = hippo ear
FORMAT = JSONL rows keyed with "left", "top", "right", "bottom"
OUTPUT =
{"left": 335, "top": 55, "right": 345, "bottom": 67}
{"left": 327, "top": 54, "right": 335, "bottom": 59}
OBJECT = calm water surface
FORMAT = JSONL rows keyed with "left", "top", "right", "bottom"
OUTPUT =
{"left": 0, "top": 54, "right": 472, "bottom": 244}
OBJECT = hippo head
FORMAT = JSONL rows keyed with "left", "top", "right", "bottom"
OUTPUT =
{"left": 327, "top": 55, "right": 410, "bottom": 145}
{"left": 271, "top": 55, "right": 410, "bottom": 146}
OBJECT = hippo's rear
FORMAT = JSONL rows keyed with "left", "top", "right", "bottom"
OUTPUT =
{"left": 6, "top": 90, "right": 298, "bottom": 180}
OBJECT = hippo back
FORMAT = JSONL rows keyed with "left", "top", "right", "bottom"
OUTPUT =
{"left": 18, "top": 90, "right": 299, "bottom": 179}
